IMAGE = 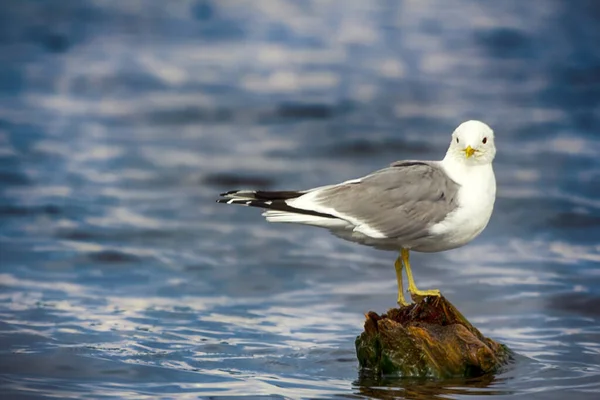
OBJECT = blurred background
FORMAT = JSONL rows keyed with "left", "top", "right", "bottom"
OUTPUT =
{"left": 1, "top": 0, "right": 600, "bottom": 398}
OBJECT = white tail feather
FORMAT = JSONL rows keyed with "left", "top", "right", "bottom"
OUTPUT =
{"left": 263, "top": 210, "right": 349, "bottom": 229}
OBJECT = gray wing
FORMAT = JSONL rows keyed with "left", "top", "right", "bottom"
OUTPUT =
{"left": 313, "top": 161, "right": 459, "bottom": 240}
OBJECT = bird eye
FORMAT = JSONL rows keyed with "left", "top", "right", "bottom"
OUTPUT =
{"left": 456, "top": 138, "right": 459, "bottom": 143}
{"left": 482, "top": 137, "right": 487, "bottom": 144}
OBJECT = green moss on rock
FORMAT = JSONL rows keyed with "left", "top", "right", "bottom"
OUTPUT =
{"left": 355, "top": 296, "right": 511, "bottom": 379}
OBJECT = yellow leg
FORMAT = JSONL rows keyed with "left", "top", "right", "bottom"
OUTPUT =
{"left": 401, "top": 248, "right": 441, "bottom": 301}
{"left": 394, "top": 256, "right": 410, "bottom": 307}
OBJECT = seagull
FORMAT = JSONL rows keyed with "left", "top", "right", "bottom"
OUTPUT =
{"left": 217, "top": 120, "right": 496, "bottom": 306}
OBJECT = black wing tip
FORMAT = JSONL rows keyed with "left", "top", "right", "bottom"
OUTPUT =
{"left": 218, "top": 190, "right": 304, "bottom": 200}
{"left": 215, "top": 197, "right": 335, "bottom": 219}
{"left": 219, "top": 190, "right": 239, "bottom": 197}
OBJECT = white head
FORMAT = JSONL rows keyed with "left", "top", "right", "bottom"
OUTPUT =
{"left": 445, "top": 120, "right": 496, "bottom": 165}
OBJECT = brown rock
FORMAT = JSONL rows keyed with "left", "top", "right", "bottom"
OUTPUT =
{"left": 355, "top": 295, "right": 511, "bottom": 378}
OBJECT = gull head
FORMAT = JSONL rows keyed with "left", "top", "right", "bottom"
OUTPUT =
{"left": 446, "top": 120, "right": 496, "bottom": 166}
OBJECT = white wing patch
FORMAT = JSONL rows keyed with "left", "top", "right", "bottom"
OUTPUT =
{"left": 353, "top": 223, "right": 387, "bottom": 239}
{"left": 285, "top": 187, "right": 388, "bottom": 239}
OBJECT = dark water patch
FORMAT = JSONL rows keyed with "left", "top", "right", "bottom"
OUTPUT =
{"left": 548, "top": 293, "right": 600, "bottom": 318}
{"left": 544, "top": 64, "right": 600, "bottom": 120}
{"left": 323, "top": 138, "right": 434, "bottom": 158}
{"left": 56, "top": 229, "right": 99, "bottom": 241}
{"left": 0, "top": 171, "right": 30, "bottom": 186}
{"left": 355, "top": 373, "right": 509, "bottom": 399}
{"left": 145, "top": 107, "right": 234, "bottom": 126}
{"left": 86, "top": 250, "right": 140, "bottom": 264}
{"left": 69, "top": 72, "right": 169, "bottom": 97}
{"left": 26, "top": 28, "right": 71, "bottom": 53}
{"left": 0, "top": 204, "right": 61, "bottom": 217}
{"left": 56, "top": 228, "right": 176, "bottom": 242}
{"left": 0, "top": 324, "right": 52, "bottom": 349}
{"left": 0, "top": 351, "right": 206, "bottom": 384}
{"left": 275, "top": 103, "right": 337, "bottom": 120}
{"left": 107, "top": 102, "right": 345, "bottom": 127}
{"left": 548, "top": 212, "right": 600, "bottom": 229}
{"left": 202, "top": 173, "right": 275, "bottom": 190}
{"left": 43, "top": 33, "right": 70, "bottom": 53}
{"left": 103, "top": 106, "right": 235, "bottom": 126}
{"left": 475, "top": 28, "right": 531, "bottom": 59}
{"left": 494, "top": 197, "right": 583, "bottom": 234}
{"left": 191, "top": 1, "right": 214, "bottom": 21}
{"left": 184, "top": 264, "right": 214, "bottom": 272}
{"left": 562, "top": 65, "right": 600, "bottom": 87}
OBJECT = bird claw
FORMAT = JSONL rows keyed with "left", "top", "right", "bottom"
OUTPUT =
{"left": 397, "top": 299, "right": 411, "bottom": 308}
{"left": 409, "top": 289, "right": 441, "bottom": 303}
{"left": 397, "top": 293, "right": 411, "bottom": 308}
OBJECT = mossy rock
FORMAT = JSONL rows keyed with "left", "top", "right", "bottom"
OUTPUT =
{"left": 355, "top": 295, "right": 511, "bottom": 378}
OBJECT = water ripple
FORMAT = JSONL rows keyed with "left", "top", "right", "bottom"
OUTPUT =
{"left": 2, "top": 0, "right": 600, "bottom": 398}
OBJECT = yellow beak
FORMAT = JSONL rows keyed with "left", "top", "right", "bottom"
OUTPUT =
{"left": 464, "top": 145, "right": 475, "bottom": 158}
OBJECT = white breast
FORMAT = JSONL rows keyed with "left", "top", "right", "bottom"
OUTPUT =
{"left": 426, "top": 161, "right": 496, "bottom": 251}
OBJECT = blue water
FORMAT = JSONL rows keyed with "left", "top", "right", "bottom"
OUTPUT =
{"left": 1, "top": 1, "right": 600, "bottom": 398}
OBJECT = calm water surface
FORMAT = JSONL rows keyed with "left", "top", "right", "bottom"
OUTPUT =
{"left": 1, "top": 1, "right": 600, "bottom": 398}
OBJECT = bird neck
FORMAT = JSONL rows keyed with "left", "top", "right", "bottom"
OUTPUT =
{"left": 440, "top": 157, "right": 494, "bottom": 186}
